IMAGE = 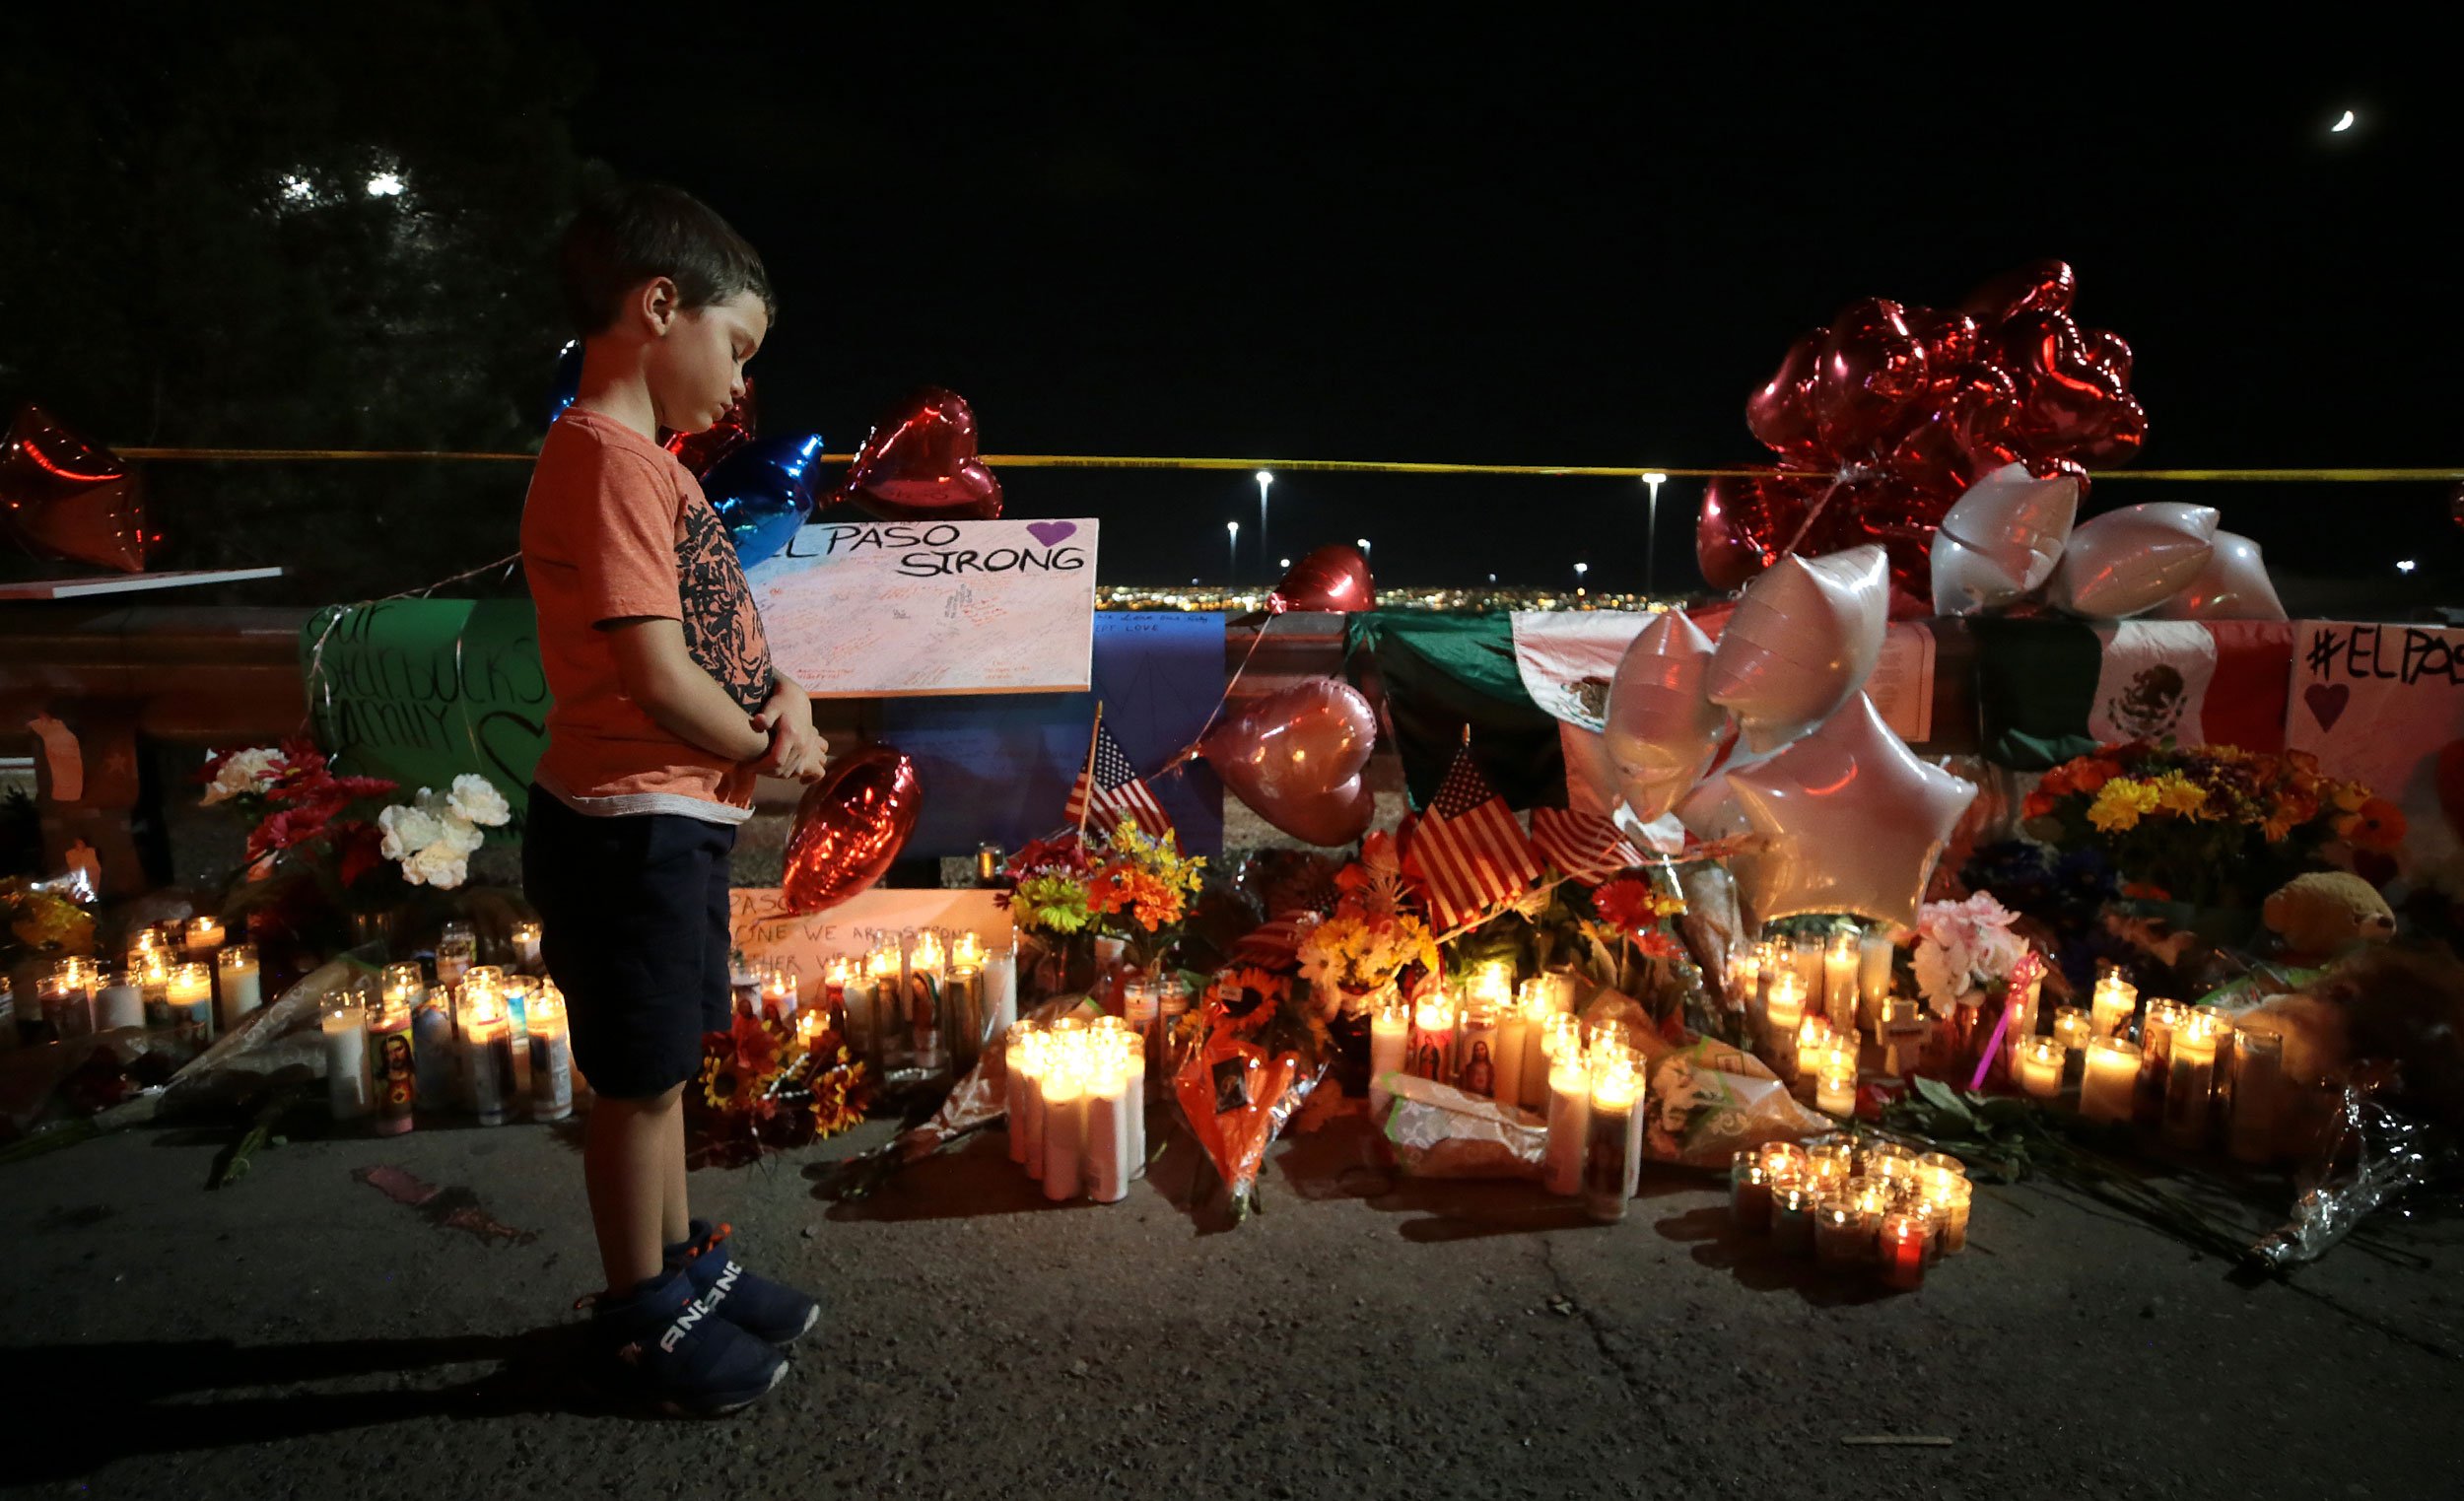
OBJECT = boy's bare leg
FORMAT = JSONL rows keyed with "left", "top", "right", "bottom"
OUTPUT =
{"left": 583, "top": 1082, "right": 688, "bottom": 1294}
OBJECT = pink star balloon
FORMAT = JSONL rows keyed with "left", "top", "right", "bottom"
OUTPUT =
{"left": 1930, "top": 461, "right": 2079, "bottom": 615}
{"left": 2048, "top": 502, "right": 2219, "bottom": 619}
{"left": 1726, "top": 693, "right": 1977, "bottom": 929}
{"left": 1604, "top": 608, "right": 1726, "bottom": 822}
{"left": 1705, "top": 544, "right": 1889, "bottom": 754}
{"left": 2146, "top": 530, "right": 2287, "bottom": 622}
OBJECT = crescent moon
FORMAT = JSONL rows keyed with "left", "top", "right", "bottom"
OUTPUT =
{"left": 2332, "top": 109, "right": 2357, "bottom": 132}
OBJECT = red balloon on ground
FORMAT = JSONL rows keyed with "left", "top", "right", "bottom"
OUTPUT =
{"left": 831, "top": 387, "right": 1003, "bottom": 521}
{"left": 1, "top": 405, "right": 148, "bottom": 573}
{"left": 781, "top": 746, "right": 923, "bottom": 915}
{"left": 1268, "top": 544, "right": 1376, "bottom": 613}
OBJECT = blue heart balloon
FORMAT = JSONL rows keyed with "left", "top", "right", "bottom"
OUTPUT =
{"left": 546, "top": 340, "right": 582, "bottom": 427}
{"left": 704, "top": 433, "right": 824, "bottom": 568}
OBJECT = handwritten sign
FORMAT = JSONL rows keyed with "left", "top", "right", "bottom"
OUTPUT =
{"left": 727, "top": 887, "right": 1015, "bottom": 983}
{"left": 2287, "top": 621, "right": 2464, "bottom": 883}
{"left": 301, "top": 600, "right": 550, "bottom": 806}
{"left": 746, "top": 518, "right": 1099, "bottom": 698}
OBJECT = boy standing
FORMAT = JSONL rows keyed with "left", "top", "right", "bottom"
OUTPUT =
{"left": 521, "top": 182, "right": 827, "bottom": 1415}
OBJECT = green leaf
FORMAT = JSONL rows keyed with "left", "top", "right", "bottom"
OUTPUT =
{"left": 1909, "top": 1075, "right": 1974, "bottom": 1123}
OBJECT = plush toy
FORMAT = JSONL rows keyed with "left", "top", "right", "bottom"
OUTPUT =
{"left": 2261, "top": 872, "right": 2397, "bottom": 964}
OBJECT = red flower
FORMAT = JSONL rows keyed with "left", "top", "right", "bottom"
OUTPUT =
{"left": 1594, "top": 876, "right": 1657, "bottom": 937}
{"left": 333, "top": 821, "right": 386, "bottom": 887}
{"left": 727, "top": 1013, "right": 779, "bottom": 1076}
{"left": 1633, "top": 927, "right": 1685, "bottom": 962}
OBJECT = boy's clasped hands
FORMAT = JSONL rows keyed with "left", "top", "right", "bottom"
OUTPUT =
{"left": 751, "top": 677, "right": 828, "bottom": 784}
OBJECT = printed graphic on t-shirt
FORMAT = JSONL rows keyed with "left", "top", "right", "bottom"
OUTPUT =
{"left": 676, "top": 498, "right": 775, "bottom": 714}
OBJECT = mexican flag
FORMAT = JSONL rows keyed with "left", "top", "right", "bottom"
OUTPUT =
{"left": 1971, "top": 617, "right": 2293, "bottom": 770}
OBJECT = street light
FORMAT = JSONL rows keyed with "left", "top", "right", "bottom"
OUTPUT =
{"left": 1574, "top": 562, "right": 1588, "bottom": 590}
{"left": 1642, "top": 472, "right": 1668, "bottom": 597}
{"left": 2397, "top": 559, "right": 2418, "bottom": 574}
{"left": 1255, "top": 470, "right": 1272, "bottom": 568}
{"left": 1227, "top": 519, "right": 1240, "bottom": 582}
{"left": 1357, "top": 538, "right": 1372, "bottom": 567}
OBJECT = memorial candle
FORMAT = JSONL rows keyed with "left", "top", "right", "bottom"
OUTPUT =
{"left": 528, "top": 990, "right": 575, "bottom": 1122}
{"left": 1815, "top": 1194, "right": 1876, "bottom": 1266}
{"left": 1772, "top": 1180, "right": 1819, "bottom": 1256}
{"left": 1518, "top": 985, "right": 1559, "bottom": 1112}
{"left": 1823, "top": 930, "right": 1860, "bottom": 1032}
{"left": 2137, "top": 999, "right": 2183, "bottom": 1126}
{"left": 1926, "top": 1175, "right": 1974, "bottom": 1254}
{"left": 94, "top": 968, "right": 144, "bottom": 1032}
{"left": 2090, "top": 970, "right": 2138, "bottom": 1041}
{"left": 1543, "top": 1054, "right": 1591, "bottom": 1196}
{"left": 981, "top": 942, "right": 1019, "bottom": 1043}
{"left": 370, "top": 999, "right": 416, "bottom": 1135}
{"left": 167, "top": 962, "right": 214, "bottom": 1044}
{"left": 2053, "top": 1005, "right": 2092, "bottom": 1087}
{"left": 1083, "top": 1054, "right": 1134, "bottom": 1204}
{"left": 1880, "top": 1208, "right": 1933, "bottom": 1290}
{"left": 2227, "top": 1028, "right": 2286, "bottom": 1163}
{"left": 411, "top": 987, "right": 454, "bottom": 1112}
{"left": 2081, "top": 1037, "right": 2141, "bottom": 1125}
{"left": 1859, "top": 928, "right": 1896, "bottom": 1015}
{"left": 1368, "top": 1000, "right": 1409, "bottom": 1118}
{"left": 460, "top": 995, "right": 511, "bottom": 1126}
{"left": 1729, "top": 945, "right": 1762, "bottom": 1009}
{"left": 1764, "top": 969, "right": 1807, "bottom": 1034}
{"left": 1815, "top": 1053, "right": 1858, "bottom": 1116}
{"left": 1409, "top": 989, "right": 1457, "bottom": 1082}
{"left": 139, "top": 950, "right": 172, "bottom": 1028}
{"left": 1807, "top": 1138, "right": 1855, "bottom": 1189}
{"left": 1730, "top": 1149, "right": 1772, "bottom": 1226}
{"left": 1582, "top": 1061, "right": 1644, "bottom": 1223}
{"left": 510, "top": 920, "right": 543, "bottom": 973}
{"left": 1455, "top": 998, "right": 1502, "bottom": 1100}
{"left": 324, "top": 1002, "right": 372, "bottom": 1121}
{"left": 760, "top": 967, "right": 798, "bottom": 1022}
{"left": 2162, "top": 1014, "right": 2220, "bottom": 1149}
{"left": 1040, "top": 1055, "right": 1086, "bottom": 1200}
{"left": 2016, "top": 1035, "right": 2065, "bottom": 1099}
{"left": 1015, "top": 1031, "right": 1049, "bottom": 1176}
{"left": 184, "top": 914, "right": 226, "bottom": 956}
{"left": 1494, "top": 993, "right": 1531, "bottom": 1112}
{"left": 434, "top": 921, "right": 475, "bottom": 989}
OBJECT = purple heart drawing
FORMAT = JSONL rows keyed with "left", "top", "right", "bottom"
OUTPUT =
{"left": 2304, "top": 682, "right": 2351, "bottom": 732}
{"left": 1026, "top": 521, "right": 1077, "bottom": 547}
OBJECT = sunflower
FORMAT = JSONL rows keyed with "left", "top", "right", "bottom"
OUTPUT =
{"left": 1207, "top": 966, "right": 1288, "bottom": 1035}
{"left": 699, "top": 1056, "right": 746, "bottom": 1112}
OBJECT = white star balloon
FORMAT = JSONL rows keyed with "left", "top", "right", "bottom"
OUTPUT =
{"left": 1705, "top": 544, "right": 1888, "bottom": 755}
{"left": 2146, "top": 529, "right": 2287, "bottom": 622}
{"left": 1931, "top": 462, "right": 2080, "bottom": 615}
{"left": 1726, "top": 692, "right": 1977, "bottom": 930}
{"left": 2049, "top": 502, "right": 2220, "bottom": 619}
{"left": 1603, "top": 608, "right": 1725, "bottom": 822}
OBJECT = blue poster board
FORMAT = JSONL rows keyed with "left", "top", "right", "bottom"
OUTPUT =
{"left": 881, "top": 612, "right": 1228, "bottom": 857}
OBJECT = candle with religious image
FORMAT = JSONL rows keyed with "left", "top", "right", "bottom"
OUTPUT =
{"left": 370, "top": 998, "right": 416, "bottom": 1135}
{"left": 2052, "top": 1006, "right": 2091, "bottom": 1087}
{"left": 2136, "top": 998, "right": 2183, "bottom": 1126}
{"left": 139, "top": 949, "right": 173, "bottom": 1029}
{"left": 167, "top": 962, "right": 214, "bottom": 1046}
{"left": 2090, "top": 969, "right": 2137, "bottom": 1041}
{"left": 1409, "top": 988, "right": 1458, "bottom": 1082}
{"left": 501, "top": 977, "right": 537, "bottom": 1104}
{"left": 1455, "top": 997, "right": 1503, "bottom": 1100}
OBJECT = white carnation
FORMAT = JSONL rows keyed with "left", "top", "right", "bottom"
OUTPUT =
{"left": 403, "top": 845, "right": 469, "bottom": 889}
{"left": 431, "top": 812, "right": 487, "bottom": 856}
{"left": 446, "top": 775, "right": 512, "bottom": 828}
{"left": 202, "top": 747, "right": 283, "bottom": 806}
{"left": 377, "top": 802, "right": 444, "bottom": 860}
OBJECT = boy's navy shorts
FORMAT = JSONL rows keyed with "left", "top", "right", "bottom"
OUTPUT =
{"left": 522, "top": 785, "right": 734, "bottom": 1100}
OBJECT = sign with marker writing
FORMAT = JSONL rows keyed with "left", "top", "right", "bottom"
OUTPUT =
{"left": 301, "top": 599, "right": 550, "bottom": 808}
{"left": 2286, "top": 621, "right": 2464, "bottom": 885}
{"left": 727, "top": 887, "right": 1014, "bottom": 983}
{"left": 747, "top": 518, "right": 1099, "bottom": 698}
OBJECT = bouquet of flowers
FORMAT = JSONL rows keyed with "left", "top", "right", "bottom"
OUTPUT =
{"left": 2, "top": 872, "right": 96, "bottom": 968}
{"left": 687, "top": 1011, "right": 875, "bottom": 1167}
{"left": 1293, "top": 833, "right": 1440, "bottom": 1011}
{"left": 1911, "top": 891, "right": 2031, "bottom": 1017}
{"left": 2021, "top": 740, "right": 2402, "bottom": 909}
{"left": 1003, "top": 820, "right": 1208, "bottom": 972}
{"left": 201, "top": 739, "right": 400, "bottom": 886}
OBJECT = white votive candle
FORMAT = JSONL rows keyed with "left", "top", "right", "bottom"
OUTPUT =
{"left": 1543, "top": 1056, "right": 1592, "bottom": 1196}
{"left": 1041, "top": 1061, "right": 1086, "bottom": 1200}
{"left": 2091, "top": 971, "right": 2138, "bottom": 1041}
{"left": 2016, "top": 1035, "right": 2065, "bottom": 1100}
{"left": 184, "top": 915, "right": 226, "bottom": 955}
{"left": 2081, "top": 1037, "right": 2141, "bottom": 1125}
{"left": 528, "top": 991, "right": 574, "bottom": 1121}
{"left": 167, "top": 961, "right": 215, "bottom": 1044}
{"left": 215, "top": 943, "right": 262, "bottom": 1031}
{"left": 1368, "top": 1001, "right": 1409, "bottom": 1119}
{"left": 1084, "top": 1064, "right": 1133, "bottom": 1203}
{"left": 324, "top": 1004, "right": 372, "bottom": 1120}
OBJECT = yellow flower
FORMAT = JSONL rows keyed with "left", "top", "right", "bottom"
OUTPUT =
{"left": 2087, "top": 778, "right": 2160, "bottom": 833}
{"left": 2147, "top": 773, "right": 2209, "bottom": 819}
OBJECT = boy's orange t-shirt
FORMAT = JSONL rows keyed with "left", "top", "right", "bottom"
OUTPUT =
{"left": 520, "top": 408, "right": 775, "bottom": 824}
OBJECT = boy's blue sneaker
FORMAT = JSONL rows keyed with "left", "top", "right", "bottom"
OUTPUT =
{"left": 668, "top": 1220, "right": 821, "bottom": 1345}
{"left": 582, "top": 1265, "right": 787, "bottom": 1417}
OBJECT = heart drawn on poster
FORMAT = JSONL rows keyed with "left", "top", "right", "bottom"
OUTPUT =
{"left": 2303, "top": 682, "right": 2352, "bottom": 732}
{"left": 1026, "top": 521, "right": 1077, "bottom": 547}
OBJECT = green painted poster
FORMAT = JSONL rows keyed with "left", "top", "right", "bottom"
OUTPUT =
{"left": 301, "top": 599, "right": 551, "bottom": 810}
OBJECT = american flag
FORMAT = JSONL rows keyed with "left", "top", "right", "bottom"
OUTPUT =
{"left": 1063, "top": 720, "right": 1173, "bottom": 837}
{"left": 1529, "top": 806, "right": 1643, "bottom": 888}
{"left": 1411, "top": 744, "right": 1542, "bottom": 931}
{"left": 1231, "top": 917, "right": 1309, "bottom": 969}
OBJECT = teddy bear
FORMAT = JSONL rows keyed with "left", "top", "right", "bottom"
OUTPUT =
{"left": 2261, "top": 871, "right": 2397, "bottom": 966}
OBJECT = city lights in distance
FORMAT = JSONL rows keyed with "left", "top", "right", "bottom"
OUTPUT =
{"left": 367, "top": 171, "right": 405, "bottom": 197}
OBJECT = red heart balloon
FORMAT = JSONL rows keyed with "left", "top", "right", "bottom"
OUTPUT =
{"left": 780, "top": 745, "right": 923, "bottom": 916}
{"left": 1810, "top": 299, "right": 1929, "bottom": 457}
{"left": 1745, "top": 330, "right": 1826, "bottom": 465}
{"left": 1, "top": 405, "right": 149, "bottom": 573}
{"left": 665, "top": 380, "right": 758, "bottom": 479}
{"left": 831, "top": 387, "right": 1003, "bottom": 522}
{"left": 1200, "top": 679, "right": 1377, "bottom": 834}
{"left": 1257, "top": 773, "right": 1376, "bottom": 847}
{"left": 1267, "top": 544, "right": 1376, "bottom": 613}
{"left": 1959, "top": 259, "right": 2077, "bottom": 325}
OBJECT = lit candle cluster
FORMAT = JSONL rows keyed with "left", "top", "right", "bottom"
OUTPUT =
{"left": 320, "top": 956, "right": 578, "bottom": 1131}
{"left": 1004, "top": 1017, "right": 1145, "bottom": 1203}
{"left": 1541, "top": 1024, "right": 1643, "bottom": 1220}
{"left": 14, "top": 918, "right": 263, "bottom": 1050}
{"left": 1729, "top": 1136, "right": 1973, "bottom": 1290}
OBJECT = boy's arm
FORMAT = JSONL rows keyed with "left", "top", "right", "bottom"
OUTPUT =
{"left": 752, "top": 672, "right": 828, "bottom": 783}
{"left": 604, "top": 618, "right": 771, "bottom": 763}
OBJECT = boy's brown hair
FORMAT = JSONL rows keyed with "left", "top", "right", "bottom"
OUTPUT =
{"left": 558, "top": 182, "right": 775, "bottom": 336}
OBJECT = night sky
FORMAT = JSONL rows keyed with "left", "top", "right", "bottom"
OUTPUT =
{"left": 565, "top": 14, "right": 2460, "bottom": 592}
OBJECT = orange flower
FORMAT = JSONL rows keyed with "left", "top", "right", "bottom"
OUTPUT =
{"left": 2073, "top": 759, "right": 2119, "bottom": 795}
{"left": 2337, "top": 796, "right": 2408, "bottom": 854}
{"left": 2021, "top": 789, "right": 2058, "bottom": 821}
